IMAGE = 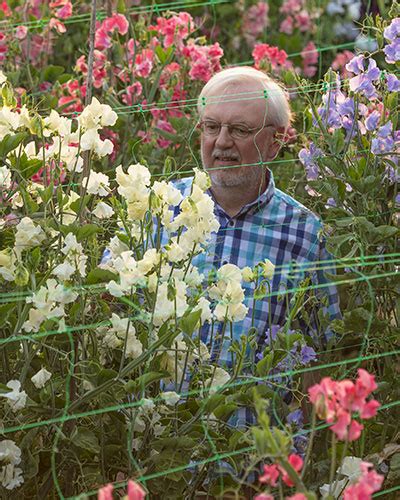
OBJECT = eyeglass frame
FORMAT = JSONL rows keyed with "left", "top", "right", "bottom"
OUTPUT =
{"left": 198, "top": 118, "right": 276, "bottom": 140}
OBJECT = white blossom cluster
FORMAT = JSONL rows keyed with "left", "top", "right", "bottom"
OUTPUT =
{"left": 0, "top": 440, "right": 24, "bottom": 490}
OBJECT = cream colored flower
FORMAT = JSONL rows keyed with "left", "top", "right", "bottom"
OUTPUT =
{"left": 261, "top": 259, "right": 275, "bottom": 280}
{"left": 14, "top": 217, "right": 46, "bottom": 257}
{"left": 93, "top": 201, "right": 114, "bottom": 219}
{"left": 0, "top": 380, "right": 27, "bottom": 411}
{"left": 0, "top": 165, "right": 11, "bottom": 189}
{"left": 160, "top": 391, "right": 180, "bottom": 406}
{"left": 31, "top": 368, "right": 52, "bottom": 389}
{"left": 205, "top": 368, "right": 230, "bottom": 394}
{"left": 82, "top": 170, "right": 110, "bottom": 196}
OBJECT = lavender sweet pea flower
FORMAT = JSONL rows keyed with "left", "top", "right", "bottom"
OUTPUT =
{"left": 299, "top": 143, "right": 323, "bottom": 180}
{"left": 348, "top": 58, "right": 380, "bottom": 98}
{"left": 371, "top": 121, "right": 395, "bottom": 154}
{"left": 300, "top": 345, "right": 317, "bottom": 364}
{"left": 396, "top": 193, "right": 400, "bottom": 206}
{"left": 384, "top": 41, "right": 400, "bottom": 64}
{"left": 365, "top": 110, "right": 381, "bottom": 132}
{"left": 345, "top": 54, "right": 365, "bottom": 74}
{"left": 325, "top": 197, "right": 337, "bottom": 209}
{"left": 287, "top": 409, "right": 304, "bottom": 428}
{"left": 383, "top": 18, "right": 400, "bottom": 42}
{"left": 387, "top": 73, "right": 400, "bottom": 92}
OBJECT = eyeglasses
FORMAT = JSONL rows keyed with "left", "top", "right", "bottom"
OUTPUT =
{"left": 199, "top": 119, "right": 275, "bottom": 140}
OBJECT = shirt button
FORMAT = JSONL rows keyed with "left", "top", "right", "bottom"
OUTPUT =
{"left": 228, "top": 220, "right": 235, "bottom": 227}
{"left": 222, "top": 260, "right": 228, "bottom": 265}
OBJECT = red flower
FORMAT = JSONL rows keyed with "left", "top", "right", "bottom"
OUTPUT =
{"left": 280, "top": 454, "right": 303, "bottom": 487}
{"left": 259, "top": 464, "right": 280, "bottom": 486}
{"left": 343, "top": 461, "right": 384, "bottom": 500}
{"left": 252, "top": 43, "right": 288, "bottom": 70}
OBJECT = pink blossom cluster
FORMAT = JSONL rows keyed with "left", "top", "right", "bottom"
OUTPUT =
{"left": 149, "top": 12, "right": 194, "bottom": 48}
{"left": 95, "top": 13, "right": 129, "bottom": 50}
{"left": 76, "top": 50, "right": 108, "bottom": 89}
{"left": 308, "top": 369, "right": 380, "bottom": 441}
{"left": 279, "top": 0, "right": 314, "bottom": 35}
{"left": 255, "top": 494, "right": 307, "bottom": 500}
{"left": 252, "top": 43, "right": 288, "bottom": 71}
{"left": 301, "top": 41, "right": 318, "bottom": 77}
{"left": 343, "top": 461, "right": 384, "bottom": 500}
{"left": 242, "top": 1, "right": 269, "bottom": 45}
{"left": 58, "top": 79, "right": 86, "bottom": 113}
{"left": 182, "top": 41, "right": 223, "bottom": 82}
{"left": 98, "top": 479, "right": 146, "bottom": 500}
{"left": 259, "top": 453, "right": 303, "bottom": 488}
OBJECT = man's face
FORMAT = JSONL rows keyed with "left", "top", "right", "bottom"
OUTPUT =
{"left": 200, "top": 81, "right": 279, "bottom": 189}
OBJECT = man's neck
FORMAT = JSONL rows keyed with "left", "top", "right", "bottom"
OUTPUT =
{"left": 210, "top": 172, "right": 269, "bottom": 218}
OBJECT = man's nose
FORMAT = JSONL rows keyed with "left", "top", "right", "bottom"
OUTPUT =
{"left": 215, "top": 125, "right": 234, "bottom": 148}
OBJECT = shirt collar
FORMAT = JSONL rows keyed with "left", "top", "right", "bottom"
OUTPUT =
{"left": 207, "top": 168, "right": 275, "bottom": 218}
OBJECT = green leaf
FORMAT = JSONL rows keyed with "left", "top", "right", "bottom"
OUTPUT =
{"left": 0, "top": 303, "right": 15, "bottom": 327}
{"left": 42, "top": 65, "right": 65, "bottom": 83}
{"left": 213, "top": 403, "right": 237, "bottom": 420}
{"left": 154, "top": 127, "right": 180, "bottom": 143}
{"left": 39, "top": 183, "right": 54, "bottom": 203}
{"left": 76, "top": 224, "right": 101, "bottom": 242}
{"left": 69, "top": 195, "right": 90, "bottom": 214}
{"left": 71, "top": 428, "right": 100, "bottom": 454}
{"left": 203, "top": 394, "right": 225, "bottom": 413}
{"left": 256, "top": 353, "right": 273, "bottom": 376}
{"left": 0, "top": 132, "right": 27, "bottom": 157}
{"left": 86, "top": 268, "right": 118, "bottom": 285}
{"left": 14, "top": 155, "right": 42, "bottom": 180}
{"left": 124, "top": 371, "right": 168, "bottom": 392}
{"left": 370, "top": 225, "right": 399, "bottom": 244}
{"left": 179, "top": 309, "right": 202, "bottom": 336}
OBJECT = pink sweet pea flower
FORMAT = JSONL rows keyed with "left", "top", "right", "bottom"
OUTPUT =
{"left": 127, "top": 479, "right": 146, "bottom": 499}
{"left": 252, "top": 43, "right": 288, "bottom": 70}
{"left": 259, "top": 463, "right": 280, "bottom": 486}
{"left": 287, "top": 494, "right": 307, "bottom": 500}
{"left": 15, "top": 25, "right": 28, "bottom": 40}
{"left": 254, "top": 495, "right": 274, "bottom": 500}
{"left": 343, "top": 462, "right": 384, "bottom": 500}
{"left": 55, "top": 0, "right": 72, "bottom": 19}
{"left": 280, "top": 454, "right": 303, "bottom": 487}
{"left": 49, "top": 18, "right": 66, "bottom": 34}
{"left": 98, "top": 483, "right": 113, "bottom": 500}
{"left": 103, "top": 13, "right": 129, "bottom": 35}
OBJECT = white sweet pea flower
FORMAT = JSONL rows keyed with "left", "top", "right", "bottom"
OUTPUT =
{"left": 0, "top": 70, "right": 7, "bottom": 85}
{"left": 0, "top": 249, "right": 16, "bottom": 281}
{"left": 217, "top": 263, "right": 243, "bottom": 284}
{"left": 31, "top": 367, "right": 52, "bottom": 389}
{"left": 116, "top": 164, "right": 151, "bottom": 220}
{"left": 78, "top": 97, "right": 117, "bottom": 130}
{"left": 43, "top": 109, "right": 72, "bottom": 138}
{"left": 0, "top": 440, "right": 24, "bottom": 489}
{"left": 14, "top": 217, "right": 46, "bottom": 257}
{"left": 82, "top": 171, "right": 110, "bottom": 197}
{"left": 93, "top": 201, "right": 114, "bottom": 219}
{"left": 0, "top": 165, "right": 11, "bottom": 189}
{"left": 153, "top": 280, "right": 188, "bottom": 326}
{"left": 0, "top": 380, "right": 27, "bottom": 411}
{"left": 261, "top": 259, "right": 275, "bottom": 280}
{"left": 0, "top": 107, "right": 21, "bottom": 139}
{"left": 205, "top": 368, "right": 230, "bottom": 394}
{"left": 193, "top": 167, "right": 211, "bottom": 191}
{"left": 80, "top": 128, "right": 113, "bottom": 157}
{"left": 160, "top": 391, "right": 180, "bottom": 406}
{"left": 152, "top": 180, "right": 182, "bottom": 209}
{"left": 193, "top": 296, "right": 212, "bottom": 323}
{"left": 52, "top": 233, "right": 87, "bottom": 281}
{"left": 99, "top": 313, "right": 143, "bottom": 359}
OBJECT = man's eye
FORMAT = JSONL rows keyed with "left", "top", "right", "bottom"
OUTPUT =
{"left": 232, "top": 126, "right": 249, "bottom": 136}
{"left": 204, "top": 122, "right": 219, "bottom": 133}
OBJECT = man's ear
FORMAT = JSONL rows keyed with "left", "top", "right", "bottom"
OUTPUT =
{"left": 264, "top": 126, "right": 287, "bottom": 161}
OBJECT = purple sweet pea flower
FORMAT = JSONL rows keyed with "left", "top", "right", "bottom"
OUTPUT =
{"left": 300, "top": 345, "right": 317, "bottom": 364}
{"left": 396, "top": 193, "right": 400, "bottom": 206}
{"left": 348, "top": 58, "right": 381, "bottom": 98}
{"left": 371, "top": 121, "right": 395, "bottom": 154}
{"left": 345, "top": 54, "right": 365, "bottom": 75}
{"left": 384, "top": 40, "right": 400, "bottom": 64}
{"left": 383, "top": 18, "right": 400, "bottom": 42}
{"left": 325, "top": 197, "right": 337, "bottom": 209}
{"left": 387, "top": 73, "right": 400, "bottom": 92}
{"left": 287, "top": 409, "right": 304, "bottom": 428}
{"left": 299, "top": 143, "right": 323, "bottom": 180}
{"left": 365, "top": 110, "right": 381, "bottom": 132}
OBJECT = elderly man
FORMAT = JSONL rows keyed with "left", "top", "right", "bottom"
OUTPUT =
{"left": 173, "top": 67, "right": 341, "bottom": 380}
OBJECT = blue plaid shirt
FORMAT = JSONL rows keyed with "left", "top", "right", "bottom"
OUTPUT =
{"left": 172, "top": 169, "right": 341, "bottom": 428}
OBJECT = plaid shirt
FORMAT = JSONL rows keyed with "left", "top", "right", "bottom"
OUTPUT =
{"left": 172, "top": 169, "right": 342, "bottom": 429}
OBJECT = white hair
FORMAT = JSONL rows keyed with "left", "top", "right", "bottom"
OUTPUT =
{"left": 197, "top": 66, "right": 293, "bottom": 129}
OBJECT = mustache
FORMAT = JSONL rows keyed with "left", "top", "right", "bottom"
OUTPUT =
{"left": 212, "top": 150, "right": 240, "bottom": 160}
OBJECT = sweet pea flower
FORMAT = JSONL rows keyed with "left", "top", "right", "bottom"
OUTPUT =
{"left": 343, "top": 461, "right": 384, "bottom": 499}
{"left": 253, "top": 43, "right": 288, "bottom": 70}
{"left": 299, "top": 143, "right": 323, "bottom": 180}
{"left": 127, "top": 479, "right": 146, "bottom": 499}
{"left": 98, "top": 483, "right": 113, "bottom": 500}
{"left": 287, "top": 495, "right": 307, "bottom": 500}
{"left": 346, "top": 56, "right": 381, "bottom": 99}
{"left": 0, "top": 380, "right": 27, "bottom": 411}
{"left": 259, "top": 463, "right": 280, "bottom": 486}
{"left": 31, "top": 368, "right": 52, "bottom": 389}
{"left": 254, "top": 495, "right": 274, "bottom": 500}
{"left": 387, "top": 73, "right": 400, "bottom": 92}
{"left": 280, "top": 454, "right": 303, "bottom": 487}
{"left": 383, "top": 18, "right": 400, "bottom": 64}
{"left": 371, "top": 121, "right": 395, "bottom": 154}
{"left": 365, "top": 110, "right": 380, "bottom": 132}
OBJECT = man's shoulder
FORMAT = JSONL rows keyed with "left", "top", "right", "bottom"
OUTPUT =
{"left": 273, "top": 187, "right": 324, "bottom": 231}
